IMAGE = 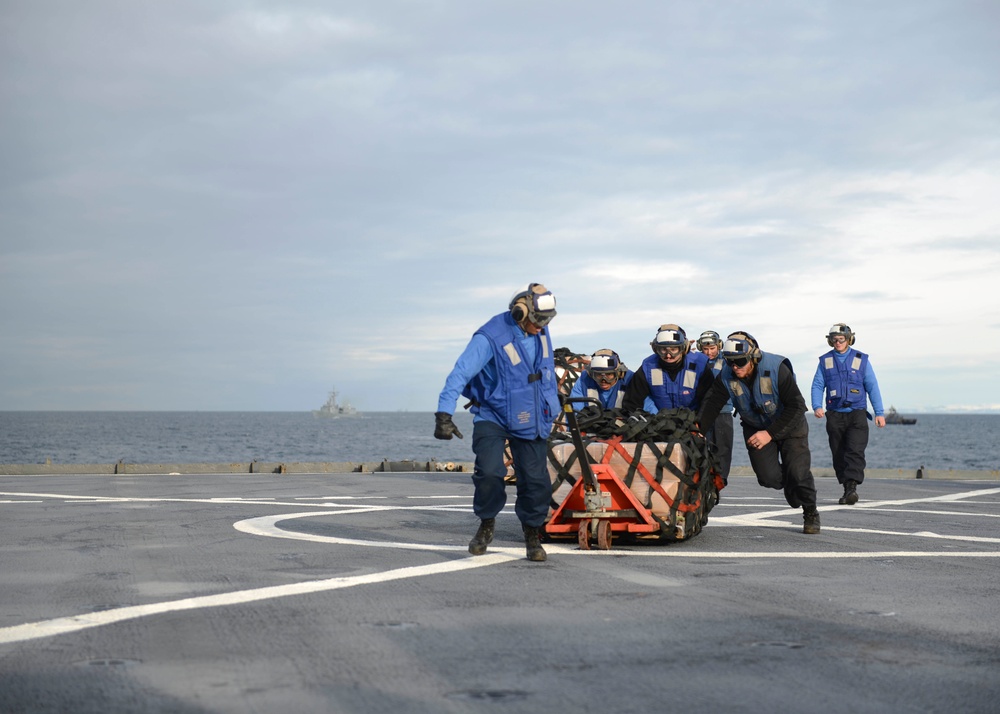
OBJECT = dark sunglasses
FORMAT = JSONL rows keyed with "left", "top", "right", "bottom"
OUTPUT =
{"left": 727, "top": 357, "right": 750, "bottom": 368}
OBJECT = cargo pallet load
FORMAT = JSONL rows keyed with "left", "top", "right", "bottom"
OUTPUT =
{"left": 544, "top": 398, "right": 723, "bottom": 550}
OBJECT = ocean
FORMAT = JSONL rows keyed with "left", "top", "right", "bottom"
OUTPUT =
{"left": 0, "top": 411, "right": 997, "bottom": 471}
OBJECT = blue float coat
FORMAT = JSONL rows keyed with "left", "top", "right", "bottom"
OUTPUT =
{"left": 437, "top": 312, "right": 558, "bottom": 439}
{"left": 640, "top": 350, "right": 711, "bottom": 410}
{"left": 569, "top": 370, "right": 634, "bottom": 411}
{"left": 810, "top": 348, "right": 884, "bottom": 416}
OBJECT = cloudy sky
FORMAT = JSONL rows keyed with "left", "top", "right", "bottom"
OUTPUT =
{"left": 2, "top": 0, "right": 998, "bottom": 413}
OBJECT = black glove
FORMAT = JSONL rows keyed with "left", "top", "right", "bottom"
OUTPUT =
{"left": 434, "top": 412, "right": 463, "bottom": 440}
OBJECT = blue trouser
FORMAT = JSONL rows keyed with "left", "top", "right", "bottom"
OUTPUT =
{"left": 471, "top": 419, "right": 551, "bottom": 528}
{"left": 826, "top": 409, "right": 869, "bottom": 485}
{"left": 742, "top": 416, "right": 817, "bottom": 509}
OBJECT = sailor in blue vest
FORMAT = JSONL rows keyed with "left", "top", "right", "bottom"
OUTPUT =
{"left": 811, "top": 323, "right": 886, "bottom": 505}
{"left": 697, "top": 332, "right": 821, "bottom": 534}
{"left": 622, "top": 324, "right": 714, "bottom": 414}
{"left": 697, "top": 330, "right": 734, "bottom": 486}
{"left": 434, "top": 283, "right": 560, "bottom": 562}
{"left": 569, "top": 349, "right": 632, "bottom": 411}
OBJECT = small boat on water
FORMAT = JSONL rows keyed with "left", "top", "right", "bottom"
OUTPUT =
{"left": 885, "top": 406, "right": 916, "bottom": 425}
{"left": 313, "top": 388, "right": 357, "bottom": 418}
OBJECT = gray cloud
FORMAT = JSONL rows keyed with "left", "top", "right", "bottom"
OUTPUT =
{"left": 2, "top": 0, "right": 998, "bottom": 411}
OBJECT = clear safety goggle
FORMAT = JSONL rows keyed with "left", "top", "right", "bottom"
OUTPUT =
{"left": 723, "top": 338, "right": 753, "bottom": 366}
{"left": 528, "top": 292, "right": 557, "bottom": 326}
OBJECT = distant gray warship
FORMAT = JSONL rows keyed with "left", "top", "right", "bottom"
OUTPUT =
{"left": 885, "top": 406, "right": 916, "bottom": 425}
{"left": 313, "top": 388, "right": 357, "bottom": 417}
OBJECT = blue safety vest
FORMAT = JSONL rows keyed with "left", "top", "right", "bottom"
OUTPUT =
{"left": 461, "top": 312, "right": 559, "bottom": 439}
{"left": 718, "top": 352, "right": 789, "bottom": 429}
{"left": 640, "top": 351, "right": 710, "bottom": 410}
{"left": 818, "top": 348, "right": 869, "bottom": 411}
{"left": 708, "top": 356, "right": 733, "bottom": 409}
{"left": 572, "top": 370, "right": 633, "bottom": 410}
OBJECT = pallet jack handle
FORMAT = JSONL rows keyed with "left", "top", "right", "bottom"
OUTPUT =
{"left": 559, "top": 395, "right": 601, "bottom": 493}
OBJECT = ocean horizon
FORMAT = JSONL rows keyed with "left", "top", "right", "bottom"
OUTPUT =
{"left": 2, "top": 411, "right": 998, "bottom": 472}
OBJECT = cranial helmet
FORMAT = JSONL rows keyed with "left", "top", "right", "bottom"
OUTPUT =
{"left": 650, "top": 324, "right": 689, "bottom": 356}
{"left": 723, "top": 331, "right": 762, "bottom": 365}
{"left": 587, "top": 349, "right": 625, "bottom": 379}
{"left": 827, "top": 323, "right": 855, "bottom": 347}
{"left": 697, "top": 330, "right": 722, "bottom": 350}
{"left": 509, "top": 283, "right": 557, "bottom": 328}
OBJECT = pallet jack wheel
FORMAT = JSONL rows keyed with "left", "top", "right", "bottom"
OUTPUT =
{"left": 596, "top": 519, "right": 612, "bottom": 550}
{"left": 578, "top": 520, "right": 591, "bottom": 550}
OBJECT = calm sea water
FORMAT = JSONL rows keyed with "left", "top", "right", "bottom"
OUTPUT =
{"left": 1, "top": 411, "right": 998, "bottom": 471}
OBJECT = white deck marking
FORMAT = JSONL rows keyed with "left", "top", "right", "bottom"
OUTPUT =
{"left": 0, "top": 553, "right": 516, "bottom": 646}
{"left": 1, "top": 484, "right": 998, "bottom": 646}
{"left": 236, "top": 507, "right": 1000, "bottom": 551}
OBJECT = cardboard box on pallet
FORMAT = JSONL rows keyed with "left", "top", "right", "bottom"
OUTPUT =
{"left": 547, "top": 441, "right": 688, "bottom": 518}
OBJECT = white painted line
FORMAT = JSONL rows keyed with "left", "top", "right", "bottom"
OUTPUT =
{"left": 3, "top": 482, "right": 999, "bottom": 648}
{"left": 293, "top": 496, "right": 389, "bottom": 500}
{"left": 840, "top": 508, "right": 1000, "bottom": 518}
{"left": 237, "top": 509, "right": 1000, "bottom": 553}
{"left": 558, "top": 550, "right": 1000, "bottom": 558}
{"left": 0, "top": 491, "right": 464, "bottom": 510}
{"left": 852, "top": 487, "right": 1000, "bottom": 507}
{"left": 0, "top": 553, "right": 518, "bottom": 646}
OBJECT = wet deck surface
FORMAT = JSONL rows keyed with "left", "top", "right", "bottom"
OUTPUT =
{"left": 2, "top": 472, "right": 999, "bottom": 713}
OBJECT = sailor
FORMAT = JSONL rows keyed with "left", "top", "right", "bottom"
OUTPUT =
{"left": 697, "top": 332, "right": 821, "bottom": 534}
{"left": 569, "top": 349, "right": 632, "bottom": 411}
{"left": 434, "top": 283, "right": 560, "bottom": 562}
{"left": 697, "top": 330, "right": 734, "bottom": 486}
{"left": 623, "top": 324, "right": 714, "bottom": 414}
{"left": 811, "top": 323, "right": 886, "bottom": 505}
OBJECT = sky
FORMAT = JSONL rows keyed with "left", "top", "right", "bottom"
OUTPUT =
{"left": 2, "top": 0, "right": 999, "bottom": 413}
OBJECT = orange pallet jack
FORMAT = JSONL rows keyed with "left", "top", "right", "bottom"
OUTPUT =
{"left": 545, "top": 398, "right": 666, "bottom": 550}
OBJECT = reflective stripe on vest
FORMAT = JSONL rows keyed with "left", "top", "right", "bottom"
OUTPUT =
{"left": 503, "top": 343, "right": 521, "bottom": 366}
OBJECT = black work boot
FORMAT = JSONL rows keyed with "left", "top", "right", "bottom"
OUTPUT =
{"left": 522, "top": 524, "right": 547, "bottom": 562}
{"left": 803, "top": 506, "right": 821, "bottom": 534}
{"left": 468, "top": 518, "right": 495, "bottom": 555}
{"left": 844, "top": 480, "right": 859, "bottom": 505}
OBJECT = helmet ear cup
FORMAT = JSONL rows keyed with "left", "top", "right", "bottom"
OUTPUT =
{"left": 509, "top": 282, "right": 556, "bottom": 326}
{"left": 509, "top": 283, "right": 536, "bottom": 324}
{"left": 510, "top": 300, "right": 528, "bottom": 323}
